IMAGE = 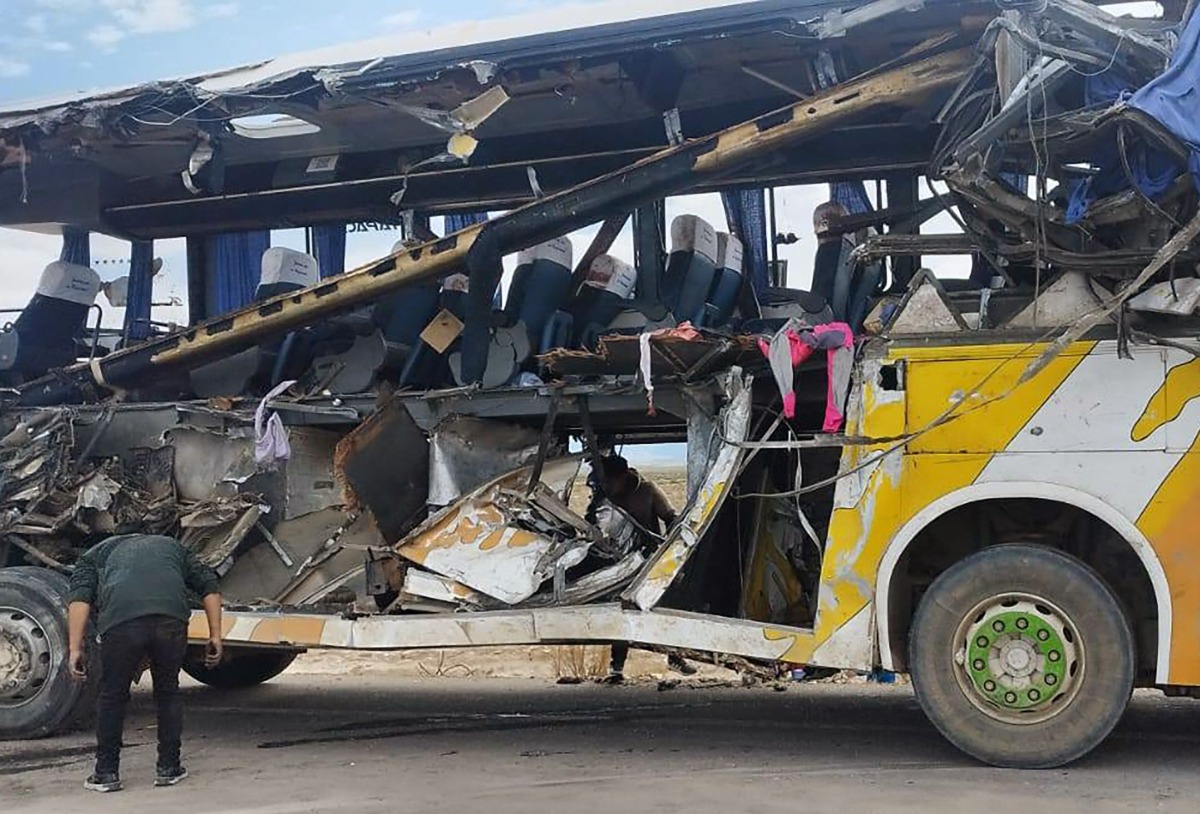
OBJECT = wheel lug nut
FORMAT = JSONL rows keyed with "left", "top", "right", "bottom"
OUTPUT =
{"left": 1037, "top": 629, "right": 1050, "bottom": 641}
{"left": 992, "top": 620, "right": 1005, "bottom": 633}
{"left": 973, "top": 659, "right": 986, "bottom": 671}
{"left": 1047, "top": 651, "right": 1061, "bottom": 662}
{"left": 976, "top": 636, "right": 989, "bottom": 648}
{"left": 1016, "top": 618, "right": 1029, "bottom": 630}
{"left": 1029, "top": 689, "right": 1040, "bottom": 701}
{"left": 1045, "top": 674, "right": 1057, "bottom": 686}
{"left": 984, "top": 680, "right": 997, "bottom": 692}
{"left": 1005, "top": 692, "right": 1018, "bottom": 704}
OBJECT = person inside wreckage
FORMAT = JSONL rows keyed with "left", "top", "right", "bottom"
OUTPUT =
{"left": 586, "top": 454, "right": 696, "bottom": 682}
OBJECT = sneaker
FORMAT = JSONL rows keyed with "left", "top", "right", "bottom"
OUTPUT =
{"left": 599, "top": 671, "right": 625, "bottom": 685}
{"left": 84, "top": 773, "right": 123, "bottom": 793}
{"left": 668, "top": 655, "right": 698, "bottom": 676}
{"left": 154, "top": 766, "right": 189, "bottom": 787}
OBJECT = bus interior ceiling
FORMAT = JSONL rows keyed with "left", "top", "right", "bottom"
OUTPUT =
{"left": 1, "top": 0, "right": 1199, "bottom": 634}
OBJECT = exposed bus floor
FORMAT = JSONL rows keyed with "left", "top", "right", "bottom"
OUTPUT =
{"left": 1, "top": 674, "right": 1196, "bottom": 814}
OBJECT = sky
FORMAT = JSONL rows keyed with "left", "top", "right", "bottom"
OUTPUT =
{"left": 0, "top": 0, "right": 1165, "bottom": 329}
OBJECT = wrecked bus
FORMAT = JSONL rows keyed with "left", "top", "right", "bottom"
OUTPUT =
{"left": 1, "top": 0, "right": 1198, "bottom": 769}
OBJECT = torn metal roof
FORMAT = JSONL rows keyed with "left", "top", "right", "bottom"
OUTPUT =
{"left": 0, "top": 0, "right": 1018, "bottom": 238}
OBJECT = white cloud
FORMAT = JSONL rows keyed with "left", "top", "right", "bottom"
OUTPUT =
{"left": 35, "top": 0, "right": 95, "bottom": 9}
{"left": 25, "top": 14, "right": 49, "bottom": 34}
{"left": 43, "top": 41, "right": 74, "bottom": 52}
{"left": 384, "top": 10, "right": 422, "bottom": 28}
{"left": 101, "top": 0, "right": 196, "bottom": 34}
{"left": 204, "top": 2, "right": 238, "bottom": 18}
{"left": 87, "top": 24, "right": 125, "bottom": 49}
{"left": 0, "top": 58, "right": 31, "bottom": 78}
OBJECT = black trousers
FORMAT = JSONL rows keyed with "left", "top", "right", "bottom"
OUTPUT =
{"left": 95, "top": 615, "right": 187, "bottom": 774}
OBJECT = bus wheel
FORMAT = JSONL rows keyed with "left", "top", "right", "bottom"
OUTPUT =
{"left": 0, "top": 567, "right": 98, "bottom": 738}
{"left": 182, "top": 648, "right": 297, "bottom": 689}
{"left": 909, "top": 544, "right": 1134, "bottom": 768}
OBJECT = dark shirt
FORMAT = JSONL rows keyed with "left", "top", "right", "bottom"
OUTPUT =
{"left": 612, "top": 471, "right": 678, "bottom": 536}
{"left": 68, "top": 534, "right": 219, "bottom": 635}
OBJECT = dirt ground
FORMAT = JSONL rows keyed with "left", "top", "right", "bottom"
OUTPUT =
{"left": 1, "top": 650, "right": 1198, "bottom": 814}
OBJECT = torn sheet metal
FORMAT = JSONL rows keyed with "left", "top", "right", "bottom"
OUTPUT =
{"left": 519, "top": 551, "right": 646, "bottom": 608}
{"left": 335, "top": 397, "right": 429, "bottom": 544}
{"left": 400, "top": 568, "right": 488, "bottom": 610}
{"left": 166, "top": 427, "right": 256, "bottom": 502}
{"left": 428, "top": 416, "right": 545, "bottom": 507}
{"left": 1129, "top": 278, "right": 1200, "bottom": 315}
{"left": 394, "top": 457, "right": 590, "bottom": 605}
{"left": 626, "top": 373, "right": 754, "bottom": 611}
{"left": 1005, "top": 272, "right": 1103, "bottom": 329}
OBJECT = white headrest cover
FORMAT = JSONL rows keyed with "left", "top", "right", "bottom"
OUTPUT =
{"left": 584, "top": 255, "right": 637, "bottom": 299}
{"left": 716, "top": 233, "right": 744, "bottom": 274}
{"left": 37, "top": 261, "right": 101, "bottom": 306}
{"left": 670, "top": 215, "right": 718, "bottom": 264}
{"left": 442, "top": 273, "right": 470, "bottom": 294}
{"left": 517, "top": 236, "right": 573, "bottom": 270}
{"left": 260, "top": 247, "right": 319, "bottom": 289}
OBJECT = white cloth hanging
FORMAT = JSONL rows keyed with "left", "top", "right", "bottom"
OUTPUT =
{"left": 254, "top": 380, "right": 297, "bottom": 470}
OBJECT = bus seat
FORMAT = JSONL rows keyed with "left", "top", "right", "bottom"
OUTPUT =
{"left": 399, "top": 274, "right": 472, "bottom": 390}
{"left": 662, "top": 214, "right": 719, "bottom": 325}
{"left": 191, "top": 248, "right": 320, "bottom": 398}
{"left": 568, "top": 255, "right": 638, "bottom": 350}
{"left": 701, "top": 232, "right": 744, "bottom": 328}
{"left": 0, "top": 261, "right": 102, "bottom": 381}
{"left": 504, "top": 236, "right": 574, "bottom": 353}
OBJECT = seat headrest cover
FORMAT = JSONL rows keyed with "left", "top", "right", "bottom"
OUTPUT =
{"left": 260, "top": 247, "right": 319, "bottom": 289}
{"left": 37, "top": 261, "right": 102, "bottom": 305}
{"left": 716, "top": 233, "right": 745, "bottom": 273}
{"left": 517, "top": 236, "right": 573, "bottom": 269}
{"left": 670, "top": 215, "right": 718, "bottom": 264}
{"left": 443, "top": 273, "right": 470, "bottom": 293}
{"left": 584, "top": 255, "right": 637, "bottom": 298}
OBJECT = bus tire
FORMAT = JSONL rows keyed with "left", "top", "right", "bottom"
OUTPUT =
{"left": 182, "top": 648, "right": 297, "bottom": 689}
{"left": 0, "top": 567, "right": 98, "bottom": 738}
{"left": 909, "top": 544, "right": 1134, "bottom": 768}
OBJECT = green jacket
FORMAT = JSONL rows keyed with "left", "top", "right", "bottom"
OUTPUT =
{"left": 68, "top": 534, "right": 220, "bottom": 635}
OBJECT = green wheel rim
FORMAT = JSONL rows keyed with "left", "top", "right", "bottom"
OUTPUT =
{"left": 953, "top": 595, "right": 1083, "bottom": 725}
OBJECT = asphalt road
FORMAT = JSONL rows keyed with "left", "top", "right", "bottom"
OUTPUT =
{"left": 1, "top": 675, "right": 1197, "bottom": 814}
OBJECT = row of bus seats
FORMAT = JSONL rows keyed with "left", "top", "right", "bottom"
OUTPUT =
{"left": 193, "top": 212, "right": 848, "bottom": 396}
{"left": 0, "top": 205, "right": 865, "bottom": 396}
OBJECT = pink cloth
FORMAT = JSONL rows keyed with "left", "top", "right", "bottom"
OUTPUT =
{"left": 757, "top": 321, "right": 853, "bottom": 431}
{"left": 813, "top": 323, "right": 853, "bottom": 433}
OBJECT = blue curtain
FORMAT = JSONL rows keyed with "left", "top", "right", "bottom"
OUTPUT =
{"left": 720, "top": 189, "right": 769, "bottom": 294}
{"left": 444, "top": 212, "right": 488, "bottom": 233}
{"left": 206, "top": 231, "right": 270, "bottom": 314}
{"left": 60, "top": 226, "right": 90, "bottom": 267}
{"left": 312, "top": 223, "right": 346, "bottom": 278}
{"left": 124, "top": 240, "right": 154, "bottom": 341}
{"left": 830, "top": 181, "right": 873, "bottom": 215}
